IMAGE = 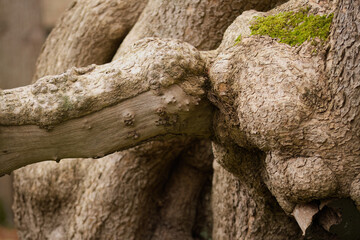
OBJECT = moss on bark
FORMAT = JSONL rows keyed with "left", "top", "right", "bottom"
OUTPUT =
{"left": 244, "top": 8, "right": 333, "bottom": 46}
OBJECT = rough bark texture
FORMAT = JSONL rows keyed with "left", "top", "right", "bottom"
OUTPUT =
{"left": 113, "top": 0, "right": 287, "bottom": 59}
{"left": 14, "top": 139, "right": 188, "bottom": 239}
{"left": 12, "top": 1, "right": 287, "bottom": 239}
{"left": 328, "top": 0, "right": 360, "bottom": 211}
{"left": 152, "top": 140, "right": 213, "bottom": 240}
{"left": 1, "top": 39, "right": 208, "bottom": 127}
{"left": 209, "top": 0, "right": 360, "bottom": 238}
{"left": 13, "top": 0, "right": 223, "bottom": 239}
{"left": 211, "top": 144, "right": 302, "bottom": 239}
{"left": 7, "top": 0, "right": 360, "bottom": 239}
{"left": 33, "top": 0, "right": 148, "bottom": 81}
{"left": 1, "top": 38, "right": 212, "bottom": 175}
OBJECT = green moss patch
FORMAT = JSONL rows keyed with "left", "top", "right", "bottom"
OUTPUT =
{"left": 245, "top": 8, "right": 333, "bottom": 46}
{"left": 234, "top": 34, "right": 242, "bottom": 45}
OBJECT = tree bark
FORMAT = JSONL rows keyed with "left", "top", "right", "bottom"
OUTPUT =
{"left": 113, "top": 0, "right": 286, "bottom": 59}
{"left": 209, "top": 0, "right": 360, "bottom": 238}
{"left": 328, "top": 0, "right": 360, "bottom": 211}
{"left": 13, "top": 139, "right": 187, "bottom": 239}
{"left": 0, "top": 38, "right": 212, "bottom": 175}
{"left": 211, "top": 143, "right": 302, "bottom": 239}
{"left": 11, "top": 0, "right": 243, "bottom": 239}
{"left": 12, "top": 1, "right": 290, "bottom": 239}
{"left": 33, "top": 0, "right": 148, "bottom": 81}
{"left": 6, "top": 0, "right": 360, "bottom": 239}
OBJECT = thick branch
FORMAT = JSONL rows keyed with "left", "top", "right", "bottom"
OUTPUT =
{"left": 0, "top": 38, "right": 213, "bottom": 175}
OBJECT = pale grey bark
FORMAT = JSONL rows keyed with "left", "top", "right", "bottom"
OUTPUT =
{"left": 1, "top": 38, "right": 212, "bottom": 178}
{"left": 4, "top": 0, "right": 360, "bottom": 239}
{"left": 1, "top": 38, "right": 208, "bottom": 127}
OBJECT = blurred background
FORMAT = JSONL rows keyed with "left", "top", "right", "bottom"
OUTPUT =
{"left": 0, "top": 0, "right": 73, "bottom": 238}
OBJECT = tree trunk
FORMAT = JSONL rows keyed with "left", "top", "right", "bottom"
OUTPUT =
{"left": 211, "top": 143, "right": 302, "bottom": 239}
{"left": 5, "top": 0, "right": 360, "bottom": 239}
{"left": 33, "top": 0, "right": 148, "bottom": 81}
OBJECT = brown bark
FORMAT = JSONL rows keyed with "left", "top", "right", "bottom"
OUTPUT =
{"left": 113, "top": 0, "right": 286, "bottom": 58}
{"left": 13, "top": 140, "right": 188, "bottom": 239}
{"left": 33, "top": 0, "right": 148, "bottom": 81}
{"left": 13, "top": 0, "right": 223, "bottom": 239}
{"left": 211, "top": 143, "right": 302, "bottom": 239}
{"left": 328, "top": 0, "right": 360, "bottom": 210}
{"left": 7, "top": 0, "right": 360, "bottom": 239}
{"left": 13, "top": 1, "right": 291, "bottom": 239}
{"left": 209, "top": 0, "right": 360, "bottom": 238}
{"left": 152, "top": 140, "right": 213, "bottom": 240}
